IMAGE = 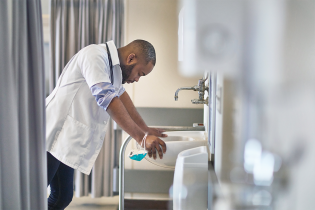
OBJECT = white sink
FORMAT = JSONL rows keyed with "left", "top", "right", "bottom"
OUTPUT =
{"left": 173, "top": 146, "right": 208, "bottom": 210}
{"left": 144, "top": 131, "right": 208, "bottom": 169}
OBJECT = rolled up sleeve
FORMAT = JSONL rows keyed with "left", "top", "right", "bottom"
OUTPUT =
{"left": 90, "top": 82, "right": 118, "bottom": 110}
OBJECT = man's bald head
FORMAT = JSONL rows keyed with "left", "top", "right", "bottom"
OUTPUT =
{"left": 127, "top": 39, "right": 156, "bottom": 66}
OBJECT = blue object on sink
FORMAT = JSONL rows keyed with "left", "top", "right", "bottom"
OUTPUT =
{"left": 129, "top": 133, "right": 148, "bottom": 161}
{"left": 129, "top": 150, "right": 147, "bottom": 161}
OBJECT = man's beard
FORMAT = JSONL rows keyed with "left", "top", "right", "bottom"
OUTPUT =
{"left": 120, "top": 63, "right": 136, "bottom": 84}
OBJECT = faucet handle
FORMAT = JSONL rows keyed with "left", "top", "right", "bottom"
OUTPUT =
{"left": 191, "top": 97, "right": 209, "bottom": 105}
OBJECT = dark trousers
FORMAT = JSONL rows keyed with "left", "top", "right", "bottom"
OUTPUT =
{"left": 47, "top": 152, "right": 74, "bottom": 210}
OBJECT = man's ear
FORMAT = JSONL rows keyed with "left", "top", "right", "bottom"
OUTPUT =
{"left": 127, "top": 53, "right": 136, "bottom": 65}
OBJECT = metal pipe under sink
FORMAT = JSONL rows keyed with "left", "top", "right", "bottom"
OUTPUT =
{"left": 119, "top": 126, "right": 205, "bottom": 210}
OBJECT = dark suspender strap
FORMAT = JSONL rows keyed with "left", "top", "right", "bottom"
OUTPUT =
{"left": 105, "top": 43, "right": 114, "bottom": 85}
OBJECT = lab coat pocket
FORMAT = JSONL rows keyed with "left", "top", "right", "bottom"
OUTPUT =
{"left": 52, "top": 115, "right": 96, "bottom": 164}
{"left": 64, "top": 115, "right": 95, "bottom": 148}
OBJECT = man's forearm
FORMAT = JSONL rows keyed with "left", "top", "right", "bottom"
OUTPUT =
{"left": 119, "top": 92, "right": 149, "bottom": 132}
{"left": 107, "top": 97, "right": 145, "bottom": 143}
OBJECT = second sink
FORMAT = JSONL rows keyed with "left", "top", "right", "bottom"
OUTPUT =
{"left": 144, "top": 131, "right": 208, "bottom": 168}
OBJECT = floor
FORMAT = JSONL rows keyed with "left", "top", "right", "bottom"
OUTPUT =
{"left": 65, "top": 196, "right": 172, "bottom": 210}
{"left": 66, "top": 196, "right": 119, "bottom": 210}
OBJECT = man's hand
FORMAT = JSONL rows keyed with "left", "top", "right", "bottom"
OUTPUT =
{"left": 147, "top": 127, "right": 168, "bottom": 138}
{"left": 145, "top": 135, "right": 167, "bottom": 159}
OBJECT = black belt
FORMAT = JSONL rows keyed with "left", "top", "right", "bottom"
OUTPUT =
{"left": 105, "top": 43, "right": 114, "bottom": 85}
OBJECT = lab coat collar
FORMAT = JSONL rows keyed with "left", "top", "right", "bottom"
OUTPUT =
{"left": 106, "top": 40, "right": 120, "bottom": 66}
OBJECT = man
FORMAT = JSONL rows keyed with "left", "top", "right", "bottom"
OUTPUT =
{"left": 46, "top": 40, "right": 167, "bottom": 209}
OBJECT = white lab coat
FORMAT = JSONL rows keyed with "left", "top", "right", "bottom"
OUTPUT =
{"left": 46, "top": 41, "right": 124, "bottom": 175}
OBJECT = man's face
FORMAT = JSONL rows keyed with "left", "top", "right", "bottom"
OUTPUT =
{"left": 120, "top": 61, "right": 154, "bottom": 84}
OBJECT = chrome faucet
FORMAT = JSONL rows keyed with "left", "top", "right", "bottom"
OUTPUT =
{"left": 174, "top": 74, "right": 209, "bottom": 105}
{"left": 174, "top": 86, "right": 199, "bottom": 101}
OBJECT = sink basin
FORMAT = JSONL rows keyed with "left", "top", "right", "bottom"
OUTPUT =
{"left": 161, "top": 136, "right": 194, "bottom": 142}
{"left": 145, "top": 131, "right": 208, "bottom": 169}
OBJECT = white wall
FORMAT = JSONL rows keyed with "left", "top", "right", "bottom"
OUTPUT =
{"left": 124, "top": 0, "right": 203, "bottom": 108}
